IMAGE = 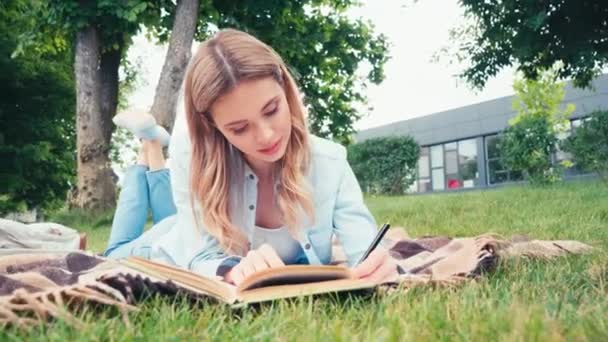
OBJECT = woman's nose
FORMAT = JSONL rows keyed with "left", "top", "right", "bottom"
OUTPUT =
{"left": 257, "top": 123, "right": 274, "bottom": 144}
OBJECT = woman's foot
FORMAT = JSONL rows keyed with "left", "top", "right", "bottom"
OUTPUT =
{"left": 113, "top": 108, "right": 171, "bottom": 146}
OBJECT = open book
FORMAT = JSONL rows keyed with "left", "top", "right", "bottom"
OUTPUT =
{"left": 120, "top": 257, "right": 376, "bottom": 306}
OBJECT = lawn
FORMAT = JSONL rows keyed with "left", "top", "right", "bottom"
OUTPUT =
{"left": 3, "top": 180, "right": 607, "bottom": 341}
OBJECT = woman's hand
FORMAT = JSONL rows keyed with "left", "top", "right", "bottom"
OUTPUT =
{"left": 223, "top": 244, "right": 285, "bottom": 285}
{"left": 351, "top": 246, "right": 399, "bottom": 283}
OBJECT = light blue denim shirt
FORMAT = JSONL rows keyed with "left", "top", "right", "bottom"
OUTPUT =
{"left": 148, "top": 119, "right": 377, "bottom": 278}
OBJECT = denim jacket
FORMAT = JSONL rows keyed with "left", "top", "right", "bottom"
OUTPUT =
{"left": 151, "top": 122, "right": 377, "bottom": 278}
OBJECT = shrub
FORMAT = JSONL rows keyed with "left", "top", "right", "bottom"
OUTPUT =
{"left": 562, "top": 110, "right": 608, "bottom": 182}
{"left": 499, "top": 68, "right": 574, "bottom": 185}
{"left": 500, "top": 115, "right": 561, "bottom": 185}
{"left": 347, "top": 136, "right": 420, "bottom": 195}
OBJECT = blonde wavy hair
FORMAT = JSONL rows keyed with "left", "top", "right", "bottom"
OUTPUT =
{"left": 183, "top": 29, "right": 314, "bottom": 255}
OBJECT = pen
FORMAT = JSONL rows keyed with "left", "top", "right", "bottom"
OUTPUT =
{"left": 356, "top": 223, "right": 390, "bottom": 265}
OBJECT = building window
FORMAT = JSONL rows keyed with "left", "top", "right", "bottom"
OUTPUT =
{"left": 417, "top": 147, "right": 431, "bottom": 193}
{"left": 458, "top": 139, "right": 478, "bottom": 188}
{"left": 413, "top": 138, "right": 481, "bottom": 192}
{"left": 485, "top": 134, "right": 523, "bottom": 184}
{"left": 444, "top": 142, "right": 459, "bottom": 189}
{"left": 430, "top": 145, "right": 443, "bottom": 168}
{"left": 419, "top": 178, "right": 431, "bottom": 193}
{"left": 430, "top": 145, "right": 444, "bottom": 190}
{"left": 432, "top": 169, "right": 445, "bottom": 190}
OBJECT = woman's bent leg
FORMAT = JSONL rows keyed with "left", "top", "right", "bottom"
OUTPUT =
{"left": 104, "top": 215, "right": 176, "bottom": 260}
{"left": 104, "top": 165, "right": 150, "bottom": 256}
{"left": 146, "top": 169, "right": 177, "bottom": 224}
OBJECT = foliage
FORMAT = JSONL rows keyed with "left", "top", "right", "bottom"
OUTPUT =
{"left": 30, "top": 1, "right": 163, "bottom": 54}
{"left": 445, "top": 0, "right": 608, "bottom": 89}
{"left": 117, "top": 56, "right": 146, "bottom": 111}
{"left": 0, "top": 0, "right": 76, "bottom": 215}
{"left": 26, "top": 1, "right": 388, "bottom": 145}
{"left": 8, "top": 0, "right": 388, "bottom": 211}
{"left": 190, "top": 1, "right": 389, "bottom": 144}
{"left": 562, "top": 110, "right": 608, "bottom": 182}
{"left": 500, "top": 115, "right": 561, "bottom": 185}
{"left": 499, "top": 69, "right": 574, "bottom": 185}
{"left": 347, "top": 136, "right": 420, "bottom": 194}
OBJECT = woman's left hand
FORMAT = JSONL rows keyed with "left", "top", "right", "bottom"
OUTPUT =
{"left": 351, "top": 246, "right": 399, "bottom": 283}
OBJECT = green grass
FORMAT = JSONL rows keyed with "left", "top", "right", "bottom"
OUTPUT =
{"left": 3, "top": 180, "right": 608, "bottom": 341}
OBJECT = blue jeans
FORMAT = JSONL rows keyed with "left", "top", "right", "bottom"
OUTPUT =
{"left": 104, "top": 165, "right": 177, "bottom": 258}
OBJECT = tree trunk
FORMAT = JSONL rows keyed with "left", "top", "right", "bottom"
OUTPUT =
{"left": 150, "top": 0, "right": 200, "bottom": 132}
{"left": 99, "top": 47, "right": 121, "bottom": 149}
{"left": 97, "top": 43, "right": 122, "bottom": 195}
{"left": 71, "top": 24, "right": 117, "bottom": 212}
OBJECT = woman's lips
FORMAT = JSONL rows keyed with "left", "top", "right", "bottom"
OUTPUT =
{"left": 258, "top": 138, "right": 282, "bottom": 155}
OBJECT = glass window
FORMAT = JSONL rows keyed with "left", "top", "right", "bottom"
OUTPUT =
{"left": 458, "top": 139, "right": 478, "bottom": 186}
{"left": 432, "top": 169, "right": 445, "bottom": 190}
{"left": 486, "top": 135, "right": 501, "bottom": 159}
{"left": 431, "top": 145, "right": 443, "bottom": 168}
{"left": 418, "top": 147, "right": 430, "bottom": 178}
{"left": 420, "top": 146, "right": 429, "bottom": 157}
{"left": 444, "top": 142, "right": 457, "bottom": 151}
{"left": 418, "top": 155, "right": 430, "bottom": 178}
{"left": 491, "top": 171, "right": 509, "bottom": 184}
{"left": 418, "top": 179, "right": 431, "bottom": 193}
{"left": 486, "top": 135, "right": 511, "bottom": 185}
{"left": 445, "top": 150, "right": 458, "bottom": 174}
{"left": 462, "top": 178, "right": 475, "bottom": 188}
{"left": 488, "top": 159, "right": 507, "bottom": 184}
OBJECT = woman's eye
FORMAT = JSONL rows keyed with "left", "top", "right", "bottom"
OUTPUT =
{"left": 264, "top": 105, "right": 278, "bottom": 117}
{"left": 233, "top": 126, "right": 248, "bottom": 135}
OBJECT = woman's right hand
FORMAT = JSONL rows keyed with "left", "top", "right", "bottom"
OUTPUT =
{"left": 223, "top": 244, "right": 285, "bottom": 285}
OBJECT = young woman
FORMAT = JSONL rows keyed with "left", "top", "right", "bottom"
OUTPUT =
{"left": 105, "top": 29, "right": 398, "bottom": 285}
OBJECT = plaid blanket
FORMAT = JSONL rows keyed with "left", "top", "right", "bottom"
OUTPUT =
{"left": 0, "top": 231, "right": 594, "bottom": 328}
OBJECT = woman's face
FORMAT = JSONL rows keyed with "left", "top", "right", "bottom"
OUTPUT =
{"left": 210, "top": 77, "right": 292, "bottom": 171}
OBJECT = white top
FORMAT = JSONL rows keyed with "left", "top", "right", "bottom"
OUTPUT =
{"left": 251, "top": 225, "right": 304, "bottom": 264}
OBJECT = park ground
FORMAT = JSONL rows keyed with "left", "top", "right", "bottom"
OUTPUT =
{"left": 3, "top": 180, "right": 607, "bottom": 341}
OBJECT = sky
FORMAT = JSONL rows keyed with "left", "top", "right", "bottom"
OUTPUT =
{"left": 126, "top": 0, "right": 518, "bottom": 132}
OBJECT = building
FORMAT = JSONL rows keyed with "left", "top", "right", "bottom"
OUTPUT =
{"left": 355, "top": 74, "right": 608, "bottom": 193}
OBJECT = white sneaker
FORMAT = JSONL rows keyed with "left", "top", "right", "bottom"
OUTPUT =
{"left": 151, "top": 125, "right": 171, "bottom": 147}
{"left": 113, "top": 108, "right": 170, "bottom": 146}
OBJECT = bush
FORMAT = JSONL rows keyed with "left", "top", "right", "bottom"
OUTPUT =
{"left": 499, "top": 68, "right": 574, "bottom": 185}
{"left": 347, "top": 136, "right": 420, "bottom": 195}
{"left": 500, "top": 115, "right": 561, "bottom": 185}
{"left": 562, "top": 110, "right": 608, "bottom": 181}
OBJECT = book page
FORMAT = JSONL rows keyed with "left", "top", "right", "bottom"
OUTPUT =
{"left": 237, "top": 278, "right": 376, "bottom": 305}
{"left": 236, "top": 265, "right": 353, "bottom": 292}
{"left": 122, "top": 257, "right": 237, "bottom": 303}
